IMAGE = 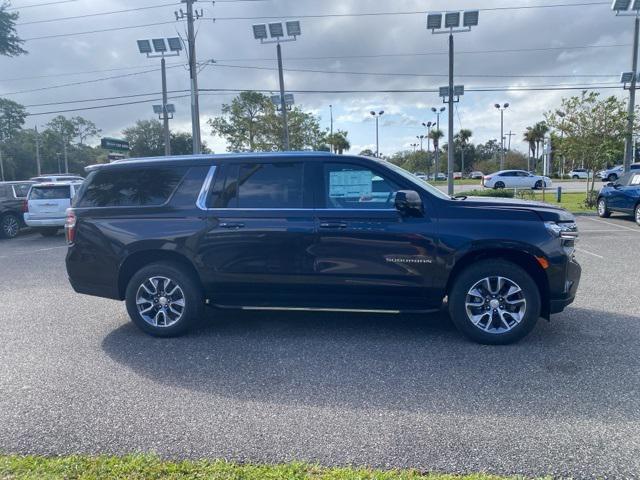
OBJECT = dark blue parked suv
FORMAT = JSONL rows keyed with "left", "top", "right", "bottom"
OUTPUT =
{"left": 597, "top": 171, "right": 640, "bottom": 226}
{"left": 65, "top": 152, "right": 581, "bottom": 344}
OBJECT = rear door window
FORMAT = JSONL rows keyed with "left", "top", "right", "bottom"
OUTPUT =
{"left": 77, "top": 167, "right": 187, "bottom": 208}
{"left": 30, "top": 185, "right": 71, "bottom": 200}
{"left": 208, "top": 162, "right": 304, "bottom": 209}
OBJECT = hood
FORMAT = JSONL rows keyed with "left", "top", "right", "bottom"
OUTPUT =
{"left": 455, "top": 195, "right": 575, "bottom": 222}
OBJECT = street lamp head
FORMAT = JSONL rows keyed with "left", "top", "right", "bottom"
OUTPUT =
{"left": 286, "top": 20, "right": 301, "bottom": 37}
{"left": 167, "top": 37, "right": 183, "bottom": 52}
{"left": 440, "top": 107, "right": 445, "bottom": 112}
{"left": 494, "top": 103, "right": 501, "bottom": 109}
{"left": 504, "top": 103, "right": 510, "bottom": 109}
{"left": 379, "top": 110, "right": 385, "bottom": 115}
{"left": 252, "top": 24, "right": 268, "bottom": 40}
{"left": 136, "top": 40, "right": 152, "bottom": 54}
{"left": 463, "top": 10, "right": 479, "bottom": 27}
{"left": 370, "top": 111, "right": 376, "bottom": 116}
{"left": 431, "top": 107, "right": 437, "bottom": 113}
{"left": 268, "top": 22, "right": 284, "bottom": 38}
{"left": 444, "top": 11, "right": 461, "bottom": 28}
{"left": 621, "top": 71, "right": 635, "bottom": 83}
{"left": 152, "top": 38, "right": 167, "bottom": 53}
{"left": 612, "top": 0, "right": 631, "bottom": 11}
{"left": 426, "top": 13, "right": 443, "bottom": 30}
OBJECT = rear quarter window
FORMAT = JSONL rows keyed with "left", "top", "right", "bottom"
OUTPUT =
{"left": 29, "top": 185, "right": 71, "bottom": 200}
{"left": 12, "top": 184, "right": 31, "bottom": 198}
{"left": 76, "top": 166, "right": 188, "bottom": 208}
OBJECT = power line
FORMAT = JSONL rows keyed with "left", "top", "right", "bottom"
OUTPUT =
{"left": 7, "top": 0, "right": 77, "bottom": 10}
{"left": 0, "top": 62, "right": 185, "bottom": 82}
{"left": 16, "top": 2, "right": 179, "bottom": 26}
{"left": 211, "top": 62, "right": 618, "bottom": 79}
{"left": 22, "top": 20, "right": 178, "bottom": 41}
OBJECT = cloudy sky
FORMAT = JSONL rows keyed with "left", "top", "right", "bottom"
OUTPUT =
{"left": 0, "top": 0, "right": 635, "bottom": 156}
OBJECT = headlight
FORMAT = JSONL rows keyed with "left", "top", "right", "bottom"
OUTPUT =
{"left": 545, "top": 221, "right": 578, "bottom": 240}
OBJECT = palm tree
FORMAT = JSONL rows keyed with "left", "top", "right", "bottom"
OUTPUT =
{"left": 532, "top": 122, "right": 549, "bottom": 171}
{"left": 429, "top": 129, "right": 444, "bottom": 173}
{"left": 523, "top": 127, "right": 537, "bottom": 171}
{"left": 327, "top": 131, "right": 350, "bottom": 155}
{"left": 455, "top": 128, "right": 472, "bottom": 173}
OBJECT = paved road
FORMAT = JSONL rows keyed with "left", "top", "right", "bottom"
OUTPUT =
{"left": 434, "top": 180, "right": 593, "bottom": 194}
{"left": 1, "top": 217, "right": 639, "bottom": 478}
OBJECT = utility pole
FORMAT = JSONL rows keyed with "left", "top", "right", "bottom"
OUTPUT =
{"left": 276, "top": 42, "right": 290, "bottom": 150}
{"left": 0, "top": 148, "right": 4, "bottom": 182}
{"left": 35, "top": 126, "right": 41, "bottom": 176}
{"left": 370, "top": 110, "right": 384, "bottom": 157}
{"left": 625, "top": 16, "right": 639, "bottom": 173}
{"left": 447, "top": 32, "right": 455, "bottom": 195}
{"left": 63, "top": 136, "right": 69, "bottom": 173}
{"left": 507, "top": 130, "right": 515, "bottom": 151}
{"left": 329, "top": 104, "right": 333, "bottom": 153}
{"left": 495, "top": 103, "right": 509, "bottom": 170}
{"left": 177, "top": 0, "right": 203, "bottom": 154}
{"left": 161, "top": 56, "right": 171, "bottom": 156}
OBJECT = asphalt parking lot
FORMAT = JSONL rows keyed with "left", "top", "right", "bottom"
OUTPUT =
{"left": 1, "top": 216, "right": 639, "bottom": 478}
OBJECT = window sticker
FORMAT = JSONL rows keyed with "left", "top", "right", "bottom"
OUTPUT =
{"left": 631, "top": 174, "right": 640, "bottom": 186}
{"left": 329, "top": 170, "right": 373, "bottom": 198}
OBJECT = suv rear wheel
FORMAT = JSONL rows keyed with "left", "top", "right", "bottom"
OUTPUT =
{"left": 125, "top": 262, "right": 203, "bottom": 337}
{"left": 448, "top": 260, "right": 541, "bottom": 345}
{"left": 0, "top": 213, "right": 19, "bottom": 239}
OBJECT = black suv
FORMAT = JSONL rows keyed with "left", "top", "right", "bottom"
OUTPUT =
{"left": 66, "top": 152, "right": 581, "bottom": 344}
{"left": 0, "top": 181, "right": 33, "bottom": 239}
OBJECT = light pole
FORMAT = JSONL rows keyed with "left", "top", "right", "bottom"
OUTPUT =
{"left": 137, "top": 38, "right": 181, "bottom": 156}
{"left": 428, "top": 10, "right": 478, "bottom": 195}
{"left": 34, "top": 126, "right": 41, "bottom": 176}
{"left": 329, "top": 104, "right": 333, "bottom": 153}
{"left": 417, "top": 135, "right": 425, "bottom": 151}
{"left": 613, "top": 0, "right": 640, "bottom": 173}
{"left": 253, "top": 21, "right": 301, "bottom": 151}
{"left": 431, "top": 107, "right": 445, "bottom": 178}
{"left": 422, "top": 121, "right": 434, "bottom": 152}
{"left": 370, "top": 110, "right": 384, "bottom": 157}
{"left": 410, "top": 143, "right": 418, "bottom": 153}
{"left": 495, "top": 103, "right": 509, "bottom": 170}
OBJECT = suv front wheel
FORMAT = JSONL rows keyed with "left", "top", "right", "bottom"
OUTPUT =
{"left": 0, "top": 213, "right": 20, "bottom": 239}
{"left": 125, "top": 262, "right": 203, "bottom": 337}
{"left": 448, "top": 260, "right": 541, "bottom": 345}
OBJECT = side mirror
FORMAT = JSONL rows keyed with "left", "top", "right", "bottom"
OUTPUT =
{"left": 395, "top": 190, "right": 423, "bottom": 217}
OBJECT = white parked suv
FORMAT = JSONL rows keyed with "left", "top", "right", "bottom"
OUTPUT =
{"left": 483, "top": 170, "right": 552, "bottom": 190}
{"left": 568, "top": 168, "right": 591, "bottom": 179}
{"left": 23, "top": 181, "right": 83, "bottom": 236}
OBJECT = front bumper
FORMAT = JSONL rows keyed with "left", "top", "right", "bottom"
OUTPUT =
{"left": 549, "top": 255, "right": 581, "bottom": 314}
{"left": 23, "top": 214, "right": 66, "bottom": 228}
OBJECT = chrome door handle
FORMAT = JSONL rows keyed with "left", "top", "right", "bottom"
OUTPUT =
{"left": 319, "top": 222, "right": 347, "bottom": 229}
{"left": 219, "top": 222, "right": 245, "bottom": 229}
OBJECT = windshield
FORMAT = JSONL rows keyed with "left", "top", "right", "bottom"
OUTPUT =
{"left": 378, "top": 160, "right": 451, "bottom": 200}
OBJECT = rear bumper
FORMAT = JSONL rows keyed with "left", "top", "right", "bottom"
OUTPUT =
{"left": 549, "top": 256, "right": 581, "bottom": 314}
{"left": 23, "top": 214, "right": 65, "bottom": 227}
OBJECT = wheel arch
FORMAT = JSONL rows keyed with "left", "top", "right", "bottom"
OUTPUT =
{"left": 118, "top": 249, "right": 203, "bottom": 300}
{"left": 445, "top": 247, "right": 551, "bottom": 319}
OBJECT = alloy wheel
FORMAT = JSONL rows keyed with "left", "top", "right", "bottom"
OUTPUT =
{"left": 598, "top": 199, "right": 606, "bottom": 216}
{"left": 464, "top": 276, "right": 527, "bottom": 334}
{"left": 1, "top": 215, "right": 19, "bottom": 238}
{"left": 135, "top": 276, "right": 186, "bottom": 328}
{"left": 636, "top": 205, "right": 640, "bottom": 225}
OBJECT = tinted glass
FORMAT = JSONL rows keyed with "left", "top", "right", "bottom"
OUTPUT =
{"left": 77, "top": 167, "right": 187, "bottom": 208}
{"left": 631, "top": 164, "right": 640, "bottom": 170}
{"left": 218, "top": 162, "right": 304, "bottom": 209}
{"left": 30, "top": 185, "right": 70, "bottom": 200}
{"left": 617, "top": 172, "right": 633, "bottom": 186}
{"left": 12, "top": 184, "right": 30, "bottom": 198}
{"left": 325, "top": 163, "right": 399, "bottom": 209}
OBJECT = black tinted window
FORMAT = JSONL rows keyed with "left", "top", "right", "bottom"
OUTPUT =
{"left": 211, "top": 162, "right": 304, "bottom": 209}
{"left": 77, "top": 167, "right": 187, "bottom": 207}
{"left": 30, "top": 185, "right": 71, "bottom": 200}
{"left": 12, "top": 184, "right": 30, "bottom": 198}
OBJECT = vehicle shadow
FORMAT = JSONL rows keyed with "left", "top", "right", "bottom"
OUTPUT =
{"left": 102, "top": 307, "right": 640, "bottom": 420}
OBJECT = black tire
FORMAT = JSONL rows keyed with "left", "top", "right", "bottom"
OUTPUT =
{"left": 572, "top": 175, "right": 579, "bottom": 180}
{"left": 0, "top": 213, "right": 20, "bottom": 239}
{"left": 597, "top": 197, "right": 611, "bottom": 218}
{"left": 39, "top": 227, "right": 59, "bottom": 237}
{"left": 635, "top": 203, "right": 640, "bottom": 226}
{"left": 125, "top": 261, "right": 204, "bottom": 337}
{"left": 607, "top": 174, "right": 618, "bottom": 182}
{"left": 448, "top": 259, "right": 541, "bottom": 345}
{"left": 494, "top": 181, "right": 505, "bottom": 190}
{"left": 534, "top": 180, "right": 544, "bottom": 189}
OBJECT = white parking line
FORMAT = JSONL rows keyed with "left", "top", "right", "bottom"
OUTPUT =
{"left": 576, "top": 248, "right": 604, "bottom": 259}
{"left": 0, "top": 245, "right": 67, "bottom": 259}
{"left": 583, "top": 217, "right": 640, "bottom": 233}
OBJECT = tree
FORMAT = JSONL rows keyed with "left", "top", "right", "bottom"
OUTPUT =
{"left": 209, "top": 91, "right": 274, "bottom": 151}
{"left": 326, "top": 130, "right": 350, "bottom": 154}
{"left": 359, "top": 149, "right": 375, "bottom": 157}
{"left": 209, "top": 91, "right": 331, "bottom": 152}
{"left": 46, "top": 115, "right": 78, "bottom": 145}
{"left": 522, "top": 127, "right": 537, "bottom": 171}
{"left": 123, "top": 119, "right": 165, "bottom": 157}
{"left": 0, "top": 2, "right": 26, "bottom": 57}
{"left": 72, "top": 116, "right": 101, "bottom": 145}
{"left": 454, "top": 128, "right": 472, "bottom": 173}
{"left": 0, "top": 98, "right": 26, "bottom": 141}
{"left": 545, "top": 91, "right": 627, "bottom": 200}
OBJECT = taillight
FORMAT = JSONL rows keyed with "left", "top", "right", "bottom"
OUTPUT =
{"left": 65, "top": 209, "right": 77, "bottom": 244}
{"left": 22, "top": 200, "right": 28, "bottom": 213}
